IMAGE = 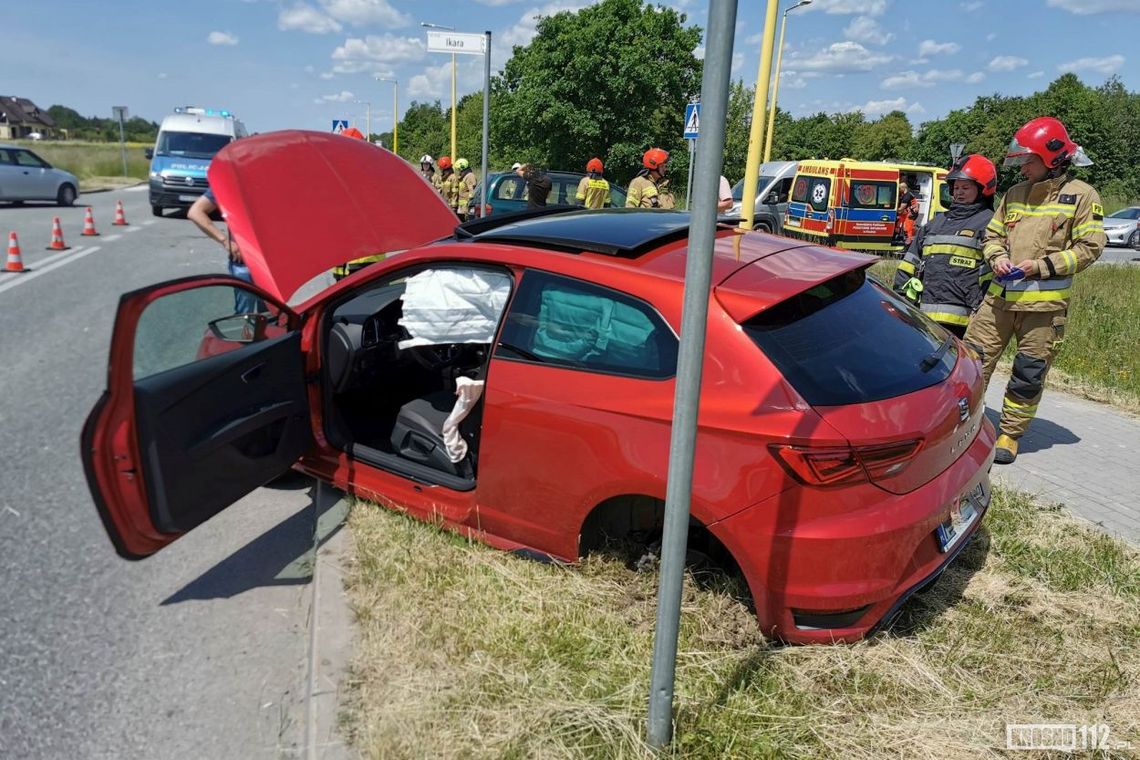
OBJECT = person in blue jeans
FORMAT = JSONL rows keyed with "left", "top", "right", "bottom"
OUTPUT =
{"left": 188, "top": 187, "right": 264, "bottom": 314}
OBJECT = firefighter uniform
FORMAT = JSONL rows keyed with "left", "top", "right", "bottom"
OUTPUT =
{"left": 458, "top": 169, "right": 477, "bottom": 219}
{"left": 439, "top": 171, "right": 462, "bottom": 215}
{"left": 626, "top": 173, "right": 675, "bottom": 209}
{"left": 963, "top": 173, "right": 1106, "bottom": 444}
{"left": 576, "top": 175, "right": 612, "bottom": 209}
{"left": 893, "top": 202, "right": 994, "bottom": 336}
{"left": 333, "top": 253, "right": 387, "bottom": 281}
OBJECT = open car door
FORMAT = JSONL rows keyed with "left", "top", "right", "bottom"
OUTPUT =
{"left": 81, "top": 275, "right": 311, "bottom": 560}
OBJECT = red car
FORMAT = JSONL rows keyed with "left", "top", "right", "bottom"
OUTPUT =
{"left": 81, "top": 131, "right": 994, "bottom": 644}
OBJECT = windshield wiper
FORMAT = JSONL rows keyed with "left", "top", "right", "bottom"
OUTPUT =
{"left": 920, "top": 335, "right": 953, "bottom": 373}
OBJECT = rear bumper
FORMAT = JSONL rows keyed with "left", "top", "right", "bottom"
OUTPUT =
{"left": 714, "top": 417, "right": 995, "bottom": 644}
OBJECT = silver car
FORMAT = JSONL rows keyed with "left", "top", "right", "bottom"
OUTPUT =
{"left": 1103, "top": 206, "right": 1140, "bottom": 248}
{"left": 0, "top": 143, "right": 80, "bottom": 206}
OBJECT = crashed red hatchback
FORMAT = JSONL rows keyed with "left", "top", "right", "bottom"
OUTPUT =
{"left": 81, "top": 131, "right": 994, "bottom": 644}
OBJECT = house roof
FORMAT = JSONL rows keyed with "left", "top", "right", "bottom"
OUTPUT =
{"left": 0, "top": 97, "right": 56, "bottom": 128}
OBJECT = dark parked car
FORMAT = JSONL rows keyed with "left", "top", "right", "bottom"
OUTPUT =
{"left": 467, "top": 171, "right": 627, "bottom": 218}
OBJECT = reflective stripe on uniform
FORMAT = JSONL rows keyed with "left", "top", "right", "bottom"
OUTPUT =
{"left": 923, "top": 234, "right": 982, "bottom": 250}
{"left": 923, "top": 243, "right": 984, "bottom": 260}
{"left": 1056, "top": 249, "right": 1079, "bottom": 275}
{"left": 1004, "top": 202, "right": 1077, "bottom": 219}
{"left": 922, "top": 302, "right": 971, "bottom": 325}
{"left": 983, "top": 243, "right": 1007, "bottom": 257}
{"left": 897, "top": 260, "right": 916, "bottom": 276}
{"left": 1072, "top": 219, "right": 1104, "bottom": 239}
{"left": 986, "top": 217, "right": 1006, "bottom": 234}
{"left": 1002, "top": 397, "right": 1039, "bottom": 419}
{"left": 988, "top": 276, "right": 1073, "bottom": 302}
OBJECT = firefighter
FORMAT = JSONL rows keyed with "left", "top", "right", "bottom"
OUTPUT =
{"left": 575, "top": 158, "right": 612, "bottom": 209}
{"left": 626, "top": 148, "right": 675, "bottom": 209}
{"left": 437, "top": 156, "right": 461, "bottom": 217}
{"left": 963, "top": 116, "right": 1106, "bottom": 464}
{"left": 893, "top": 154, "right": 997, "bottom": 338}
{"left": 419, "top": 154, "right": 437, "bottom": 187}
{"left": 455, "top": 158, "right": 477, "bottom": 220}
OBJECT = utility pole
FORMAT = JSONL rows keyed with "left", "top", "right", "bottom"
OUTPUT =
{"left": 740, "top": 0, "right": 780, "bottom": 230}
{"left": 112, "top": 106, "right": 128, "bottom": 177}
{"left": 763, "top": 0, "right": 812, "bottom": 163}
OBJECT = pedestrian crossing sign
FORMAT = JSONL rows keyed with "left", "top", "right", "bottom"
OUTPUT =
{"left": 332, "top": 119, "right": 349, "bottom": 133}
{"left": 683, "top": 103, "right": 701, "bottom": 139}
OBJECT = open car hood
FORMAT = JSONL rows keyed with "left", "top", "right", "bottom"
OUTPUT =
{"left": 208, "top": 130, "right": 458, "bottom": 301}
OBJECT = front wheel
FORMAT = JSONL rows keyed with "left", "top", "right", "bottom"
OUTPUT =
{"left": 1128, "top": 229, "right": 1139, "bottom": 249}
{"left": 57, "top": 184, "right": 77, "bottom": 207}
{"left": 753, "top": 222, "right": 772, "bottom": 233}
{"left": 151, "top": 205, "right": 163, "bottom": 217}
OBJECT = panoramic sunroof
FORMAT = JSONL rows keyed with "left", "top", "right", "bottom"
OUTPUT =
{"left": 462, "top": 208, "right": 697, "bottom": 256}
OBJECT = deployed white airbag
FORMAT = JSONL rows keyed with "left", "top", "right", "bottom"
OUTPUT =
{"left": 398, "top": 268, "right": 511, "bottom": 348}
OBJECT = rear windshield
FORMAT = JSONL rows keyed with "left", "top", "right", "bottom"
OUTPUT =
{"left": 156, "top": 131, "right": 232, "bottom": 159}
{"left": 792, "top": 175, "right": 831, "bottom": 212}
{"left": 743, "top": 269, "right": 956, "bottom": 406}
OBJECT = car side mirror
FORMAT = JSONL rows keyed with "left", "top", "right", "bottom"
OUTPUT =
{"left": 208, "top": 313, "right": 268, "bottom": 343}
{"left": 145, "top": 148, "right": 154, "bottom": 160}
{"left": 764, "top": 192, "right": 780, "bottom": 205}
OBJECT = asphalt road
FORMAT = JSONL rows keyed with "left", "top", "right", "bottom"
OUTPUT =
{"left": 0, "top": 189, "right": 344, "bottom": 759}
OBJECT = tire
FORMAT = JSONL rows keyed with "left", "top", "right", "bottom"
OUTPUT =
{"left": 151, "top": 205, "right": 163, "bottom": 217}
{"left": 1128, "top": 229, "right": 1140, "bottom": 249}
{"left": 754, "top": 222, "right": 772, "bottom": 233}
{"left": 56, "top": 184, "right": 77, "bottom": 207}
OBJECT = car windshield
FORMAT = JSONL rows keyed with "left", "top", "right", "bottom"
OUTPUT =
{"left": 743, "top": 269, "right": 955, "bottom": 406}
{"left": 156, "top": 131, "right": 232, "bottom": 159}
{"left": 732, "top": 176, "right": 775, "bottom": 202}
{"left": 1108, "top": 208, "right": 1140, "bottom": 220}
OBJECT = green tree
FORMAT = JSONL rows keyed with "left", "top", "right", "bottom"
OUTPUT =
{"left": 394, "top": 101, "right": 448, "bottom": 162}
{"left": 494, "top": 0, "right": 702, "bottom": 184}
{"left": 851, "top": 110, "right": 914, "bottom": 161}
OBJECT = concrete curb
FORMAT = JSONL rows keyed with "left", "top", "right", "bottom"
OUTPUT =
{"left": 80, "top": 181, "right": 146, "bottom": 195}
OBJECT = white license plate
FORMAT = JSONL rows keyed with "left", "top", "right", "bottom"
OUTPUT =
{"left": 178, "top": 194, "right": 198, "bottom": 202}
{"left": 936, "top": 495, "right": 979, "bottom": 553}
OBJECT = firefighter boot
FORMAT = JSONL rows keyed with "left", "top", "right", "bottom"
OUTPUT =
{"left": 994, "top": 434, "right": 1019, "bottom": 465}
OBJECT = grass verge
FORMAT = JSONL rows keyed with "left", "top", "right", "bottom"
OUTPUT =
{"left": 10, "top": 139, "right": 150, "bottom": 180}
{"left": 341, "top": 487, "right": 1140, "bottom": 759}
{"left": 869, "top": 259, "right": 1140, "bottom": 412}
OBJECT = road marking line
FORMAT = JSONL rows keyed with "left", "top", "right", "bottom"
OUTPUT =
{"left": 123, "top": 185, "right": 148, "bottom": 193}
{"left": 126, "top": 226, "right": 142, "bottom": 233}
{"left": 142, "top": 220, "right": 158, "bottom": 226}
{"left": 0, "top": 247, "right": 100, "bottom": 296}
{"left": 103, "top": 234, "right": 123, "bottom": 242}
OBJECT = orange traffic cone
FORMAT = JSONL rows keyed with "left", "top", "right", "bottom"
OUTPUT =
{"left": 46, "top": 216, "right": 70, "bottom": 250}
{"left": 112, "top": 200, "right": 129, "bottom": 226}
{"left": 6, "top": 232, "right": 26, "bottom": 272}
{"left": 81, "top": 207, "right": 100, "bottom": 236}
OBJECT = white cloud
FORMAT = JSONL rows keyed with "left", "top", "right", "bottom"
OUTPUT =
{"left": 278, "top": 5, "right": 342, "bottom": 33}
{"left": 407, "top": 59, "right": 485, "bottom": 99}
{"left": 1057, "top": 54, "right": 1125, "bottom": 74}
{"left": 321, "top": 0, "right": 410, "bottom": 27}
{"left": 499, "top": 0, "right": 593, "bottom": 56}
{"left": 961, "top": 1, "right": 984, "bottom": 10}
{"left": 986, "top": 32, "right": 997, "bottom": 41}
{"left": 320, "top": 71, "right": 336, "bottom": 80}
{"left": 279, "top": 0, "right": 409, "bottom": 34}
{"left": 780, "top": 70, "right": 810, "bottom": 90}
{"left": 207, "top": 31, "right": 239, "bottom": 46}
{"left": 746, "top": 32, "right": 763, "bottom": 45}
{"left": 917, "top": 39, "right": 960, "bottom": 57}
{"left": 693, "top": 45, "right": 705, "bottom": 60}
{"left": 843, "top": 16, "right": 893, "bottom": 45}
{"left": 1028, "top": 70, "right": 1046, "bottom": 79}
{"left": 330, "top": 34, "right": 426, "bottom": 73}
{"left": 157, "top": 72, "right": 168, "bottom": 79}
{"left": 1046, "top": 0, "right": 1140, "bottom": 14}
{"left": 787, "top": 41, "right": 893, "bottom": 73}
{"left": 316, "top": 90, "right": 356, "bottom": 103}
{"left": 731, "top": 52, "right": 745, "bottom": 76}
{"left": 804, "top": 0, "right": 887, "bottom": 16}
{"left": 881, "top": 69, "right": 974, "bottom": 88}
{"left": 988, "top": 55, "right": 1028, "bottom": 71}
{"left": 966, "top": 71, "right": 986, "bottom": 83}
{"left": 853, "top": 97, "right": 925, "bottom": 117}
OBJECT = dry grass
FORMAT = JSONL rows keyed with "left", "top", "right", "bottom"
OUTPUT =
{"left": 11, "top": 139, "right": 151, "bottom": 180}
{"left": 341, "top": 488, "right": 1140, "bottom": 759}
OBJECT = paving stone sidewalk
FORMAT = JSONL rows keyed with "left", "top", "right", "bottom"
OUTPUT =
{"left": 985, "top": 374, "right": 1139, "bottom": 545}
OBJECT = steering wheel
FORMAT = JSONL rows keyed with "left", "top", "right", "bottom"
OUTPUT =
{"left": 406, "top": 343, "right": 458, "bottom": 371}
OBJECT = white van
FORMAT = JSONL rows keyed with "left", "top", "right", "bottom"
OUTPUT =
{"left": 729, "top": 160, "right": 798, "bottom": 233}
{"left": 146, "top": 107, "right": 247, "bottom": 216}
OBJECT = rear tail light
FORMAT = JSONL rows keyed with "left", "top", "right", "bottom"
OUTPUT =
{"left": 771, "top": 439, "right": 924, "bottom": 487}
{"left": 484, "top": 204, "right": 492, "bottom": 216}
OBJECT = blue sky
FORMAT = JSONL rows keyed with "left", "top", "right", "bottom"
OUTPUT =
{"left": 5, "top": 0, "right": 1138, "bottom": 133}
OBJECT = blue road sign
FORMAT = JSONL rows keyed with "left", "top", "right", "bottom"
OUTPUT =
{"left": 683, "top": 103, "right": 701, "bottom": 139}
{"left": 331, "top": 119, "right": 349, "bottom": 133}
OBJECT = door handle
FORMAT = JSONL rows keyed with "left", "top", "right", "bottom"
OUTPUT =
{"left": 240, "top": 363, "right": 266, "bottom": 383}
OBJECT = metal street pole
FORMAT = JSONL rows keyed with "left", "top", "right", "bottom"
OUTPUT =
{"left": 685, "top": 137, "right": 695, "bottom": 210}
{"left": 112, "top": 106, "right": 128, "bottom": 177}
{"left": 480, "top": 31, "right": 491, "bottom": 216}
{"left": 739, "top": 0, "right": 780, "bottom": 230}
{"left": 763, "top": 0, "right": 811, "bottom": 163}
{"left": 645, "top": 0, "right": 737, "bottom": 749}
{"left": 377, "top": 78, "right": 400, "bottom": 153}
{"left": 354, "top": 100, "right": 372, "bottom": 140}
